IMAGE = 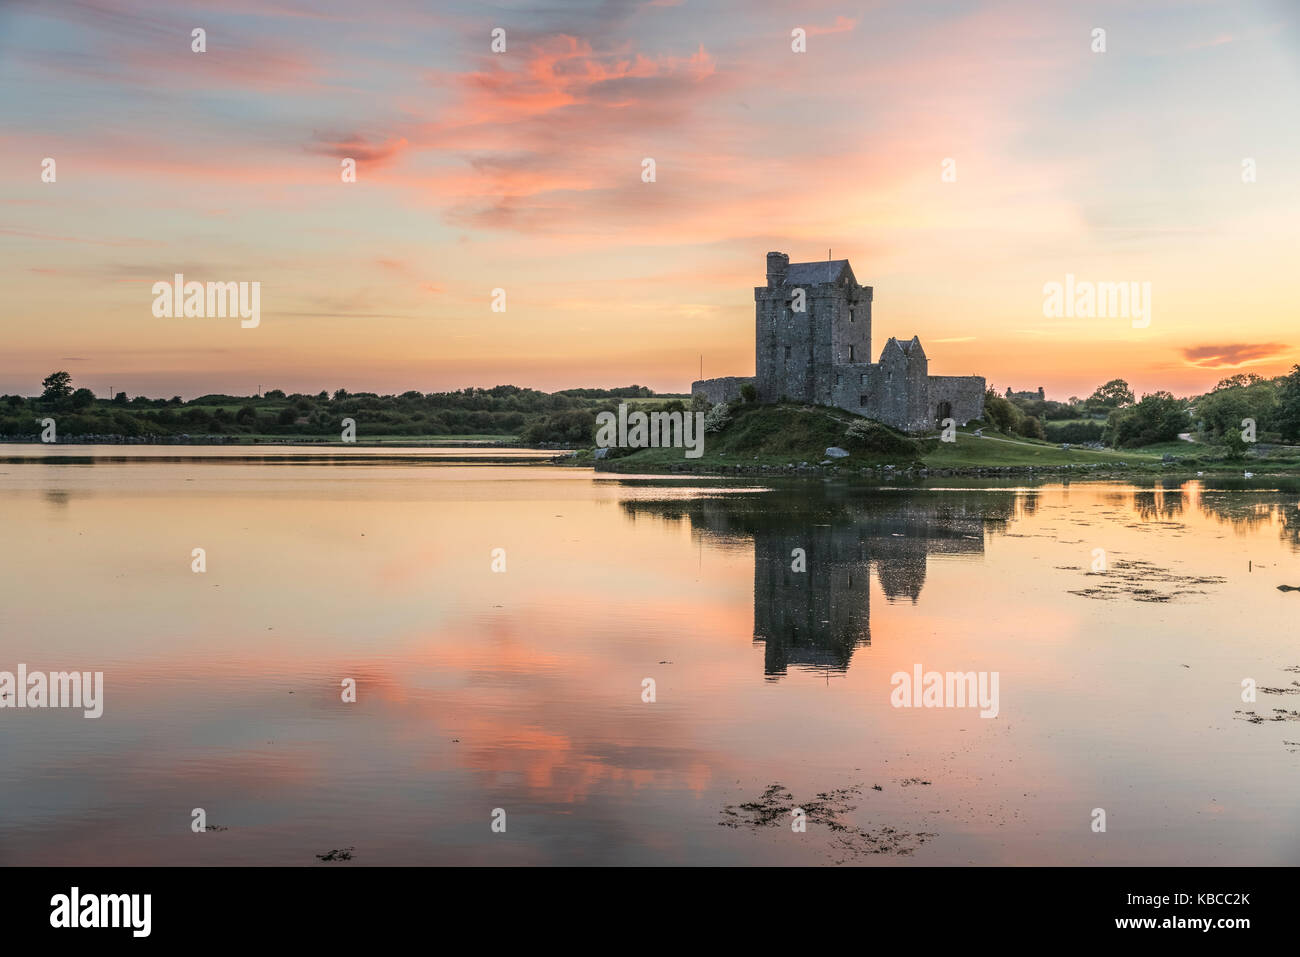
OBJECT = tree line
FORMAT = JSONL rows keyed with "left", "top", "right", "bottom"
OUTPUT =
{"left": 0, "top": 373, "right": 672, "bottom": 441}
{"left": 988, "top": 369, "right": 1300, "bottom": 450}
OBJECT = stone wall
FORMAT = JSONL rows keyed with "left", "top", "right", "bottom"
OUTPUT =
{"left": 691, "top": 375, "right": 755, "bottom": 405}
{"left": 831, "top": 361, "right": 877, "bottom": 417}
{"left": 928, "top": 375, "right": 987, "bottom": 427}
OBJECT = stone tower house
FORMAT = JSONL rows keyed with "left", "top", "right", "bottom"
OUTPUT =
{"left": 692, "top": 251, "right": 986, "bottom": 433}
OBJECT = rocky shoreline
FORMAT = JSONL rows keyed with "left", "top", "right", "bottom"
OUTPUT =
{"left": 591, "top": 459, "right": 1293, "bottom": 480}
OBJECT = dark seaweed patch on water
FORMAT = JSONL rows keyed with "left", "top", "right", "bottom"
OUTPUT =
{"left": 1234, "top": 710, "right": 1300, "bottom": 724}
{"left": 719, "top": 783, "right": 935, "bottom": 862}
{"left": 315, "top": 847, "right": 355, "bottom": 862}
{"left": 1066, "top": 558, "right": 1225, "bottom": 602}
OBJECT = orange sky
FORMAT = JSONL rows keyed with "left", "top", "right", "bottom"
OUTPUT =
{"left": 1, "top": 0, "right": 1297, "bottom": 400}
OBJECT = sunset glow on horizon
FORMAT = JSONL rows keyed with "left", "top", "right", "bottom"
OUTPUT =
{"left": 2, "top": 0, "right": 1297, "bottom": 400}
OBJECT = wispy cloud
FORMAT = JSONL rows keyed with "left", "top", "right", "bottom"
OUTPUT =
{"left": 1182, "top": 343, "right": 1292, "bottom": 370}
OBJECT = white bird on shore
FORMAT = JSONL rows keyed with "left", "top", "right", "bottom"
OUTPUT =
{"left": 1244, "top": 471, "right": 1254, "bottom": 479}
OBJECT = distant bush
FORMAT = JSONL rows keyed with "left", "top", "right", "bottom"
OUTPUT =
{"left": 740, "top": 383, "right": 758, "bottom": 403}
{"left": 982, "top": 391, "right": 1023, "bottom": 434}
{"left": 1105, "top": 392, "right": 1188, "bottom": 448}
{"left": 520, "top": 410, "right": 596, "bottom": 445}
{"left": 1046, "top": 421, "right": 1104, "bottom": 443}
{"left": 1016, "top": 415, "right": 1046, "bottom": 440}
{"left": 556, "top": 385, "right": 654, "bottom": 399}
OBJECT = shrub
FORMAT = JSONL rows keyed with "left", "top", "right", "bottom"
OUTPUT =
{"left": 1046, "top": 421, "right": 1104, "bottom": 443}
{"left": 703, "top": 401, "right": 732, "bottom": 434}
{"left": 982, "top": 391, "right": 1023, "bottom": 434}
{"left": 520, "top": 409, "right": 596, "bottom": 444}
{"left": 740, "top": 383, "right": 758, "bottom": 403}
{"left": 1016, "top": 415, "right": 1046, "bottom": 440}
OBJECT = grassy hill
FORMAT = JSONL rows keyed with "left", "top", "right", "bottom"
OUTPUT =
{"left": 594, "top": 403, "right": 896, "bottom": 470}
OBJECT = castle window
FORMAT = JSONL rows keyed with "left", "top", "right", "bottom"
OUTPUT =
{"left": 859, "top": 395, "right": 869, "bottom": 407}
{"left": 849, "top": 308, "right": 855, "bottom": 323}
{"left": 784, "top": 345, "right": 790, "bottom": 360}
{"left": 860, "top": 374, "right": 868, "bottom": 386}
{"left": 848, "top": 345, "right": 855, "bottom": 362}
{"left": 835, "top": 374, "right": 841, "bottom": 387}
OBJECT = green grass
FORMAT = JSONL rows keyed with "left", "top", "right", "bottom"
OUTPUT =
{"left": 233, "top": 433, "right": 518, "bottom": 444}
{"left": 593, "top": 404, "right": 1300, "bottom": 475}
{"left": 599, "top": 403, "right": 919, "bottom": 471}
{"left": 921, "top": 429, "right": 1162, "bottom": 467}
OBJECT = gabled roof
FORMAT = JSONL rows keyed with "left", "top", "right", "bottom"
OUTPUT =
{"left": 784, "top": 259, "right": 854, "bottom": 286}
{"left": 880, "top": 337, "right": 906, "bottom": 361}
{"left": 881, "top": 336, "right": 926, "bottom": 362}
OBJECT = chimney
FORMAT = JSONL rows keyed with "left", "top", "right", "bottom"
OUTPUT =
{"left": 766, "top": 251, "right": 789, "bottom": 287}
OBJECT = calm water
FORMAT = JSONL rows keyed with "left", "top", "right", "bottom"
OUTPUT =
{"left": 1, "top": 446, "right": 1298, "bottom": 865}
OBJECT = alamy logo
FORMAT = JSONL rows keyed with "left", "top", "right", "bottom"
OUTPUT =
{"left": 50, "top": 887, "right": 150, "bottom": 937}
{"left": 595, "top": 403, "right": 705, "bottom": 459}
{"left": 890, "top": 664, "right": 999, "bottom": 718}
{"left": 0, "top": 665, "right": 103, "bottom": 718}
{"left": 152, "top": 273, "right": 261, "bottom": 328}
{"left": 1042, "top": 274, "right": 1151, "bottom": 328}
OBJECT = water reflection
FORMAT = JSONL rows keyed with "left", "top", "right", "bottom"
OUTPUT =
{"left": 3, "top": 458, "right": 1299, "bottom": 866}
{"left": 624, "top": 486, "right": 1013, "bottom": 677}
{"left": 1180, "top": 481, "right": 1300, "bottom": 551}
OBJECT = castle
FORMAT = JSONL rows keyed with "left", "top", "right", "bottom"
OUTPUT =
{"left": 692, "top": 252, "right": 985, "bottom": 433}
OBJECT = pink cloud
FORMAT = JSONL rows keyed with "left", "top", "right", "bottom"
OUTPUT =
{"left": 1182, "top": 343, "right": 1291, "bottom": 369}
{"left": 807, "top": 16, "right": 859, "bottom": 36}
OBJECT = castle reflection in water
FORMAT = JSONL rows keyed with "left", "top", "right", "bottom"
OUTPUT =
{"left": 621, "top": 484, "right": 1016, "bottom": 678}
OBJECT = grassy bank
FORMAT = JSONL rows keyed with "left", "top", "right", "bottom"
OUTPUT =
{"left": 590, "top": 403, "right": 1298, "bottom": 476}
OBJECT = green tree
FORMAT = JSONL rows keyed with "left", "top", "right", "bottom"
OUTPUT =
{"left": 70, "top": 388, "right": 95, "bottom": 410}
{"left": 1218, "top": 427, "right": 1249, "bottom": 460}
{"left": 1017, "top": 415, "right": 1046, "bottom": 440}
{"left": 41, "top": 371, "right": 73, "bottom": 402}
{"left": 1105, "top": 392, "right": 1187, "bottom": 447}
{"left": 982, "top": 390, "right": 1024, "bottom": 434}
{"left": 1276, "top": 365, "right": 1300, "bottom": 442}
{"left": 1088, "top": 378, "right": 1135, "bottom": 409}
